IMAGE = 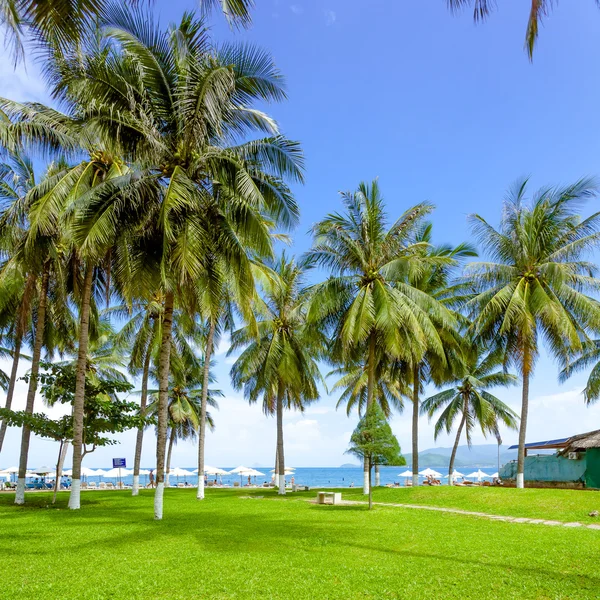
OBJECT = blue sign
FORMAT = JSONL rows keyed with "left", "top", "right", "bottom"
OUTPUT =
{"left": 112, "top": 458, "right": 126, "bottom": 468}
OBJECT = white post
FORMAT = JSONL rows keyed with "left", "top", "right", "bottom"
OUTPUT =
{"left": 197, "top": 474, "right": 205, "bottom": 500}
{"left": 154, "top": 482, "right": 164, "bottom": 520}
{"left": 278, "top": 473, "right": 285, "bottom": 495}
{"left": 132, "top": 475, "right": 140, "bottom": 496}
{"left": 14, "top": 478, "right": 25, "bottom": 505}
{"left": 68, "top": 480, "right": 81, "bottom": 510}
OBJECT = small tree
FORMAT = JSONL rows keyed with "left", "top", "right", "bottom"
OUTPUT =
{"left": 346, "top": 404, "right": 405, "bottom": 509}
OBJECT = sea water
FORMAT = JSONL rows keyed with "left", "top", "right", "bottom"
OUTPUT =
{"left": 82, "top": 465, "right": 500, "bottom": 488}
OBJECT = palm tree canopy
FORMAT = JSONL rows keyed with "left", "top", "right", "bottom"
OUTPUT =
{"left": 306, "top": 179, "right": 457, "bottom": 366}
{"left": 464, "top": 178, "right": 600, "bottom": 375}
{"left": 229, "top": 254, "right": 322, "bottom": 414}
{"left": 421, "top": 343, "right": 518, "bottom": 444}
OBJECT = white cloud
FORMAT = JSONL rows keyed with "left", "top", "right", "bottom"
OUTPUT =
{"left": 324, "top": 9, "right": 336, "bottom": 26}
{"left": 290, "top": 4, "right": 303, "bottom": 15}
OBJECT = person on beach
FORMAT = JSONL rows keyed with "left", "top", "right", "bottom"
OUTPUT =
{"left": 149, "top": 470, "right": 155, "bottom": 488}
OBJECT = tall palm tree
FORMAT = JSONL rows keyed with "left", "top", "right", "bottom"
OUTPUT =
{"left": 406, "top": 224, "right": 476, "bottom": 486}
{"left": 464, "top": 178, "right": 600, "bottom": 487}
{"left": 306, "top": 180, "right": 456, "bottom": 493}
{"left": 447, "top": 0, "right": 600, "bottom": 59}
{"left": 421, "top": 343, "right": 518, "bottom": 484}
{"left": 0, "top": 151, "right": 36, "bottom": 453}
{"left": 230, "top": 255, "right": 322, "bottom": 495}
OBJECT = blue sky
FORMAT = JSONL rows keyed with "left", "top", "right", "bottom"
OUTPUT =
{"left": 3, "top": 0, "right": 600, "bottom": 468}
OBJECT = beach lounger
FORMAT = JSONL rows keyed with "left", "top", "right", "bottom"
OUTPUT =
{"left": 177, "top": 483, "right": 184, "bottom": 488}
{"left": 81, "top": 482, "right": 88, "bottom": 490}
{"left": 106, "top": 482, "right": 115, "bottom": 490}
{"left": 233, "top": 481, "right": 240, "bottom": 487}
{"left": 99, "top": 482, "right": 107, "bottom": 489}
{"left": 88, "top": 482, "right": 97, "bottom": 489}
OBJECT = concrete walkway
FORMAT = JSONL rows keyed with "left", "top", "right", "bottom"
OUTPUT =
{"left": 339, "top": 499, "right": 600, "bottom": 531}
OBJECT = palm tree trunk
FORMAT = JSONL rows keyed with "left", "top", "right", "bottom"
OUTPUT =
{"left": 374, "top": 463, "right": 380, "bottom": 487}
{"left": 0, "top": 329, "right": 23, "bottom": 454}
{"left": 132, "top": 348, "right": 151, "bottom": 496}
{"left": 448, "top": 399, "right": 468, "bottom": 486}
{"left": 411, "top": 363, "right": 420, "bottom": 488}
{"left": 274, "top": 446, "right": 279, "bottom": 485}
{"left": 166, "top": 429, "right": 175, "bottom": 488}
{"left": 52, "top": 439, "right": 69, "bottom": 504}
{"left": 154, "top": 291, "right": 174, "bottom": 520}
{"left": 364, "top": 332, "right": 376, "bottom": 494}
{"left": 516, "top": 360, "right": 530, "bottom": 489}
{"left": 276, "top": 382, "right": 286, "bottom": 495}
{"left": 368, "top": 457, "right": 372, "bottom": 510}
{"left": 68, "top": 264, "right": 94, "bottom": 510}
{"left": 197, "top": 318, "right": 216, "bottom": 500}
{"left": 15, "top": 262, "right": 50, "bottom": 505}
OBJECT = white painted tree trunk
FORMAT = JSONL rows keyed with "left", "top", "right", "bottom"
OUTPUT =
{"left": 15, "top": 478, "right": 25, "bottom": 505}
{"left": 154, "top": 482, "right": 164, "bottom": 520}
{"left": 516, "top": 473, "right": 524, "bottom": 489}
{"left": 165, "top": 473, "right": 170, "bottom": 488}
{"left": 375, "top": 464, "right": 380, "bottom": 487}
{"left": 278, "top": 474, "right": 285, "bottom": 495}
{"left": 68, "top": 480, "right": 81, "bottom": 510}
{"left": 197, "top": 476, "right": 204, "bottom": 500}
{"left": 363, "top": 461, "right": 370, "bottom": 495}
{"left": 132, "top": 475, "right": 140, "bottom": 495}
{"left": 412, "top": 473, "right": 419, "bottom": 487}
{"left": 448, "top": 474, "right": 454, "bottom": 486}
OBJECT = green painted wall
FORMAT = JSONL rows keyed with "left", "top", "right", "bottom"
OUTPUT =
{"left": 585, "top": 448, "right": 600, "bottom": 489}
{"left": 500, "top": 454, "right": 586, "bottom": 483}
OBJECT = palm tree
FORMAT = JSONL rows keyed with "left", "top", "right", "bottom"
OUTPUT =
{"left": 421, "top": 343, "right": 518, "bottom": 484}
{"left": 464, "top": 178, "right": 600, "bottom": 487}
{"left": 559, "top": 340, "right": 600, "bottom": 405}
{"left": 447, "top": 1, "right": 600, "bottom": 59}
{"left": 0, "top": 151, "right": 36, "bottom": 453}
{"left": 230, "top": 255, "right": 322, "bottom": 495}
{"left": 306, "top": 180, "right": 456, "bottom": 493}
{"left": 406, "top": 224, "right": 476, "bottom": 486}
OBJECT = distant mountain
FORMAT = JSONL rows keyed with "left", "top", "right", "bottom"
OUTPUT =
{"left": 339, "top": 463, "right": 361, "bottom": 468}
{"left": 403, "top": 444, "right": 517, "bottom": 468}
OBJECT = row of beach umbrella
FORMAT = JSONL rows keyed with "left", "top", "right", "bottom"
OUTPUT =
{"left": 398, "top": 468, "right": 499, "bottom": 481}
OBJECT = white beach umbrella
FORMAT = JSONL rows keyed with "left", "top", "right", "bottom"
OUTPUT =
{"left": 466, "top": 469, "right": 489, "bottom": 481}
{"left": 203, "top": 466, "right": 229, "bottom": 475}
{"left": 0, "top": 471, "right": 10, "bottom": 479}
{"left": 32, "top": 466, "right": 54, "bottom": 475}
{"left": 246, "top": 469, "right": 265, "bottom": 477}
{"left": 229, "top": 465, "right": 251, "bottom": 474}
{"left": 80, "top": 467, "right": 97, "bottom": 477}
{"left": 491, "top": 472, "right": 499, "bottom": 478}
{"left": 398, "top": 470, "right": 413, "bottom": 478}
{"left": 443, "top": 470, "right": 464, "bottom": 479}
{"left": 103, "top": 468, "right": 132, "bottom": 478}
{"left": 3, "top": 466, "right": 19, "bottom": 473}
{"left": 270, "top": 467, "right": 295, "bottom": 474}
{"left": 138, "top": 469, "right": 151, "bottom": 475}
{"left": 418, "top": 468, "right": 442, "bottom": 478}
{"left": 93, "top": 469, "right": 108, "bottom": 477}
{"left": 170, "top": 467, "right": 194, "bottom": 477}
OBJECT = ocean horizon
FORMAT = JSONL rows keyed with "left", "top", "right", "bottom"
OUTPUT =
{"left": 69, "top": 465, "right": 502, "bottom": 488}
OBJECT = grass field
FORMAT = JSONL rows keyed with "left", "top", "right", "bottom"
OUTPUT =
{"left": 1, "top": 487, "right": 599, "bottom": 599}
{"left": 341, "top": 486, "right": 600, "bottom": 523}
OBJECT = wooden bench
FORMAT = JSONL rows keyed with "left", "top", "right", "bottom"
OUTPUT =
{"left": 317, "top": 491, "right": 341, "bottom": 505}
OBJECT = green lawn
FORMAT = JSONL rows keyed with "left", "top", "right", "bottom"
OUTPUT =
{"left": 1, "top": 488, "right": 599, "bottom": 599}
{"left": 340, "top": 486, "right": 600, "bottom": 523}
